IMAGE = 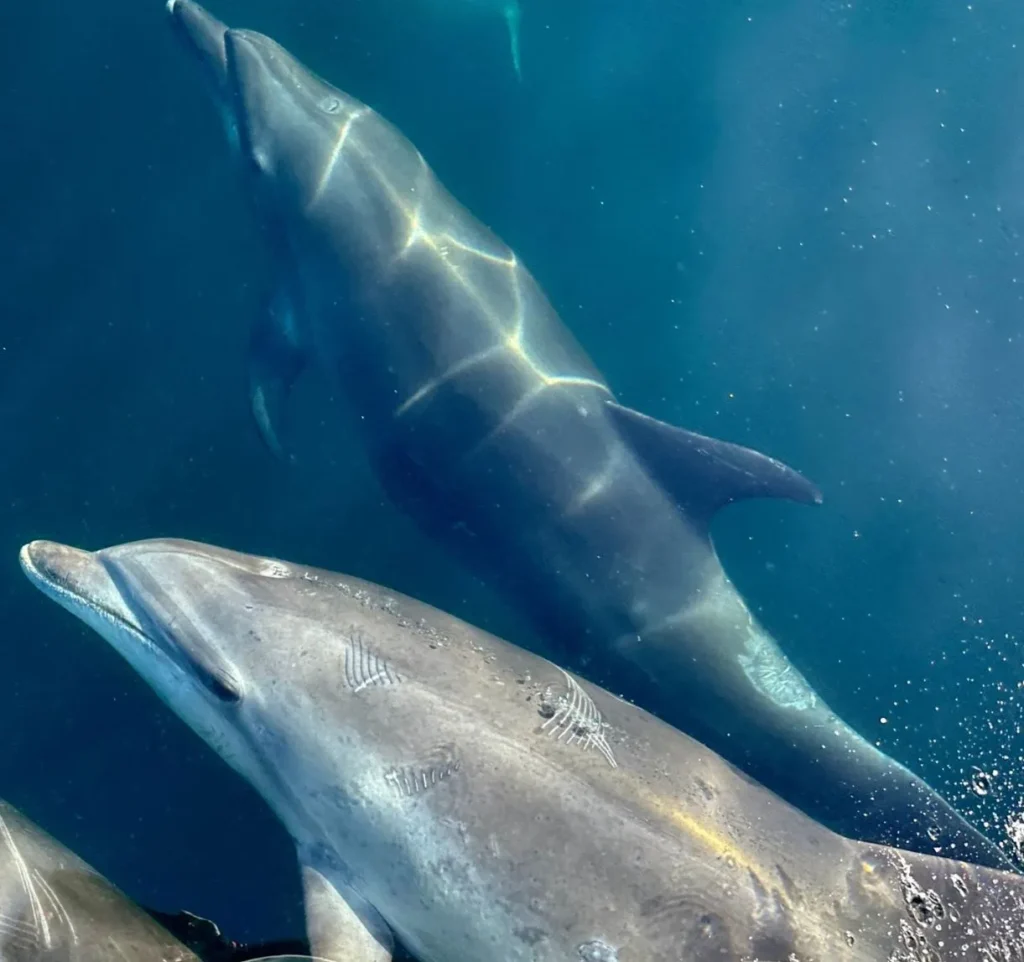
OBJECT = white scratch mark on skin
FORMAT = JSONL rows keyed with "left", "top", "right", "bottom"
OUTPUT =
{"left": 30, "top": 871, "right": 75, "bottom": 945}
{"left": 0, "top": 911, "right": 38, "bottom": 949}
{"left": 343, "top": 633, "right": 402, "bottom": 692}
{"left": 540, "top": 671, "right": 617, "bottom": 768}
{"left": 384, "top": 746, "right": 461, "bottom": 797}
{"left": 0, "top": 812, "right": 50, "bottom": 949}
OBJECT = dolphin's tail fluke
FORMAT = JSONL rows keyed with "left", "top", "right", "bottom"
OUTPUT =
{"left": 503, "top": 1, "right": 522, "bottom": 80}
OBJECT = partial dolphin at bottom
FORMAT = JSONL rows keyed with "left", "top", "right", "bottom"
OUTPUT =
{"left": 21, "top": 536, "right": 1024, "bottom": 962}
{"left": 0, "top": 795, "right": 308, "bottom": 962}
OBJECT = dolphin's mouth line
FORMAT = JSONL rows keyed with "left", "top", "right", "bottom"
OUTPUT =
{"left": 19, "top": 546, "right": 158, "bottom": 654}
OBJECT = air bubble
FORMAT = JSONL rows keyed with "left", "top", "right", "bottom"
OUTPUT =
{"left": 970, "top": 767, "right": 993, "bottom": 796}
{"left": 1005, "top": 813, "right": 1024, "bottom": 860}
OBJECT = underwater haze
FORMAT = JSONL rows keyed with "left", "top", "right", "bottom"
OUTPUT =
{"left": 1, "top": 0, "right": 1024, "bottom": 944}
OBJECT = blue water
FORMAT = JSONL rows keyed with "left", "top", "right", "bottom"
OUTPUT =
{"left": 2, "top": 0, "right": 1024, "bottom": 945}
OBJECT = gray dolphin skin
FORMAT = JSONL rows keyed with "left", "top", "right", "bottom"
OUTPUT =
{"left": 19, "top": 537, "right": 1024, "bottom": 962}
{"left": 164, "top": 0, "right": 1007, "bottom": 867}
{"left": 0, "top": 797, "right": 201, "bottom": 961}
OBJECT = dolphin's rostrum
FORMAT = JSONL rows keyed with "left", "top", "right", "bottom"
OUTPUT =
{"left": 20, "top": 536, "right": 1024, "bottom": 962}
{"left": 165, "top": 0, "right": 1008, "bottom": 868}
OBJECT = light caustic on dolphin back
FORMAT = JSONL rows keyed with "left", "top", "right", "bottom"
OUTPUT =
{"left": 162, "top": 0, "right": 1010, "bottom": 871}
{"left": 19, "top": 536, "right": 1024, "bottom": 962}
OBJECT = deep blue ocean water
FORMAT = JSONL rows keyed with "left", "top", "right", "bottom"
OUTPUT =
{"left": 2, "top": 0, "right": 1024, "bottom": 945}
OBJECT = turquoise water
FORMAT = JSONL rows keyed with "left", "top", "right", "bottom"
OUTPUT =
{"left": 1, "top": 0, "right": 1023, "bottom": 945}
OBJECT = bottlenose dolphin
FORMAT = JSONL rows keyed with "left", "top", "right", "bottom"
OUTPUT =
{"left": 164, "top": 0, "right": 1008, "bottom": 867}
{"left": 20, "top": 537, "right": 1024, "bottom": 962}
{"left": 0, "top": 796, "right": 202, "bottom": 961}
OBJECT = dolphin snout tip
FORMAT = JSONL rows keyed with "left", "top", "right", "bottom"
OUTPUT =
{"left": 167, "top": 0, "right": 231, "bottom": 90}
{"left": 19, "top": 540, "right": 53, "bottom": 575}
{"left": 165, "top": 0, "right": 201, "bottom": 16}
{"left": 19, "top": 540, "right": 84, "bottom": 586}
{"left": 166, "top": 0, "right": 225, "bottom": 36}
{"left": 17, "top": 541, "right": 35, "bottom": 575}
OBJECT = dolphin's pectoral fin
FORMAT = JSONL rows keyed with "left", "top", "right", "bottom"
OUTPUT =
{"left": 300, "top": 861, "right": 393, "bottom": 962}
{"left": 503, "top": 0, "right": 522, "bottom": 80}
{"left": 605, "top": 401, "right": 823, "bottom": 530}
{"left": 248, "top": 286, "right": 308, "bottom": 463}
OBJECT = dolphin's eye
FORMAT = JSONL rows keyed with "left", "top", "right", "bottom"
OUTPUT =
{"left": 319, "top": 96, "right": 341, "bottom": 115}
{"left": 205, "top": 670, "right": 244, "bottom": 704}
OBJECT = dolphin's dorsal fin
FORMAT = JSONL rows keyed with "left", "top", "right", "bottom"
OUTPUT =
{"left": 606, "top": 401, "right": 822, "bottom": 531}
{"left": 248, "top": 284, "right": 309, "bottom": 463}
{"left": 300, "top": 862, "right": 393, "bottom": 962}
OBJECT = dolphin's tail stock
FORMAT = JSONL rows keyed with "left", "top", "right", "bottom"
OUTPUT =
{"left": 701, "top": 668, "right": 1012, "bottom": 871}
{"left": 719, "top": 656, "right": 1016, "bottom": 872}
{"left": 774, "top": 700, "right": 1017, "bottom": 871}
{"left": 625, "top": 612, "right": 1013, "bottom": 870}
{"left": 599, "top": 400, "right": 1012, "bottom": 871}
{"left": 503, "top": 0, "right": 522, "bottom": 80}
{"left": 866, "top": 752, "right": 1018, "bottom": 872}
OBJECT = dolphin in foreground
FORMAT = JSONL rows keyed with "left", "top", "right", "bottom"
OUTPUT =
{"left": 0, "top": 795, "right": 279, "bottom": 962}
{"left": 20, "top": 537, "right": 1024, "bottom": 962}
{"left": 165, "top": 0, "right": 1008, "bottom": 867}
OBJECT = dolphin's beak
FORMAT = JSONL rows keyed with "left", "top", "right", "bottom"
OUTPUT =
{"left": 166, "top": 0, "right": 230, "bottom": 93}
{"left": 19, "top": 540, "right": 145, "bottom": 639}
{"left": 21, "top": 540, "right": 107, "bottom": 603}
